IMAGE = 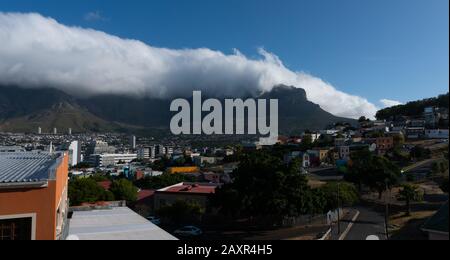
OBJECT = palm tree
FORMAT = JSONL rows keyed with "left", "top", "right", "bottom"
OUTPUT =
{"left": 398, "top": 184, "right": 423, "bottom": 216}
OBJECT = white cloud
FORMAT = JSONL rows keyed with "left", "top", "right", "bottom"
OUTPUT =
{"left": 0, "top": 12, "right": 379, "bottom": 119}
{"left": 84, "top": 11, "right": 107, "bottom": 22}
{"left": 380, "top": 99, "right": 403, "bottom": 108}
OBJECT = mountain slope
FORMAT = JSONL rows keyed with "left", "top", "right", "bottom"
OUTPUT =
{"left": 376, "top": 93, "right": 449, "bottom": 120}
{"left": 0, "top": 85, "right": 355, "bottom": 134}
{"left": 260, "top": 85, "right": 355, "bottom": 132}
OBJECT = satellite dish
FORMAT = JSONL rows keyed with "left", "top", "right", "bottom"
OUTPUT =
{"left": 366, "top": 235, "right": 380, "bottom": 240}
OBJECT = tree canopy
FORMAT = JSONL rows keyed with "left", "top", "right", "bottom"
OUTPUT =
{"left": 212, "top": 151, "right": 326, "bottom": 224}
{"left": 345, "top": 150, "right": 401, "bottom": 198}
{"left": 68, "top": 178, "right": 114, "bottom": 206}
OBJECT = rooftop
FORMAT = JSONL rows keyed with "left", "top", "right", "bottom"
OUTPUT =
{"left": 158, "top": 182, "right": 220, "bottom": 194}
{"left": 0, "top": 152, "right": 62, "bottom": 186}
{"left": 68, "top": 206, "right": 177, "bottom": 240}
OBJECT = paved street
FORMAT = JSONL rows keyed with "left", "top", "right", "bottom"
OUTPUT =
{"left": 344, "top": 206, "right": 387, "bottom": 240}
{"left": 309, "top": 167, "right": 344, "bottom": 181}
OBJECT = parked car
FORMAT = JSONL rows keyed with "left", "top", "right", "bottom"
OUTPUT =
{"left": 146, "top": 216, "right": 161, "bottom": 225}
{"left": 173, "top": 226, "right": 203, "bottom": 237}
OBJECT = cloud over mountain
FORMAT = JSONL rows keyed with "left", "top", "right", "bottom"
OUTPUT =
{"left": 0, "top": 12, "right": 378, "bottom": 118}
{"left": 380, "top": 99, "right": 403, "bottom": 108}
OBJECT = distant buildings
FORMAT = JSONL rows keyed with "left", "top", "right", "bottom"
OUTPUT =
{"left": 68, "top": 141, "right": 81, "bottom": 167}
{"left": 129, "top": 135, "right": 136, "bottom": 150}
{"left": 86, "top": 140, "right": 116, "bottom": 156}
{"left": 86, "top": 153, "right": 137, "bottom": 167}
{"left": 137, "top": 146, "right": 156, "bottom": 160}
{"left": 0, "top": 152, "right": 69, "bottom": 240}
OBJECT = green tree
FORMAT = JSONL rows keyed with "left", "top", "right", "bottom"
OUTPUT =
{"left": 320, "top": 182, "right": 359, "bottom": 211}
{"left": 68, "top": 178, "right": 115, "bottom": 206}
{"left": 110, "top": 179, "right": 138, "bottom": 202}
{"left": 301, "top": 134, "right": 313, "bottom": 150}
{"left": 213, "top": 151, "right": 324, "bottom": 225}
{"left": 346, "top": 150, "right": 401, "bottom": 198}
{"left": 398, "top": 184, "right": 423, "bottom": 216}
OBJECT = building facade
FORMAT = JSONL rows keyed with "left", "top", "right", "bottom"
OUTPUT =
{"left": 0, "top": 152, "right": 69, "bottom": 240}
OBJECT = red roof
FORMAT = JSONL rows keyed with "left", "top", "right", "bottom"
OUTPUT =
{"left": 138, "top": 189, "right": 155, "bottom": 200}
{"left": 98, "top": 181, "right": 112, "bottom": 190}
{"left": 165, "top": 184, "right": 217, "bottom": 194}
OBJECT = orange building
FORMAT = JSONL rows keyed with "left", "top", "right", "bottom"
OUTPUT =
{"left": 167, "top": 166, "right": 200, "bottom": 174}
{"left": 0, "top": 152, "right": 69, "bottom": 240}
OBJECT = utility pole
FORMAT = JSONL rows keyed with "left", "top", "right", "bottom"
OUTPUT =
{"left": 337, "top": 181, "right": 341, "bottom": 235}
{"left": 384, "top": 179, "right": 390, "bottom": 240}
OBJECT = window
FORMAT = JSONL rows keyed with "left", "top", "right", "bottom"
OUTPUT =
{"left": 0, "top": 218, "right": 32, "bottom": 240}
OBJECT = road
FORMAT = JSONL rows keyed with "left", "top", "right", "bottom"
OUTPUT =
{"left": 308, "top": 167, "right": 344, "bottom": 181}
{"left": 402, "top": 159, "right": 435, "bottom": 173}
{"left": 344, "top": 206, "right": 387, "bottom": 240}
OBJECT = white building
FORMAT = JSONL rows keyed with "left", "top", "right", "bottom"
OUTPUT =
{"left": 129, "top": 136, "right": 137, "bottom": 149}
{"left": 87, "top": 153, "right": 137, "bottom": 167}
{"left": 68, "top": 141, "right": 81, "bottom": 167}
{"left": 137, "top": 146, "right": 156, "bottom": 160}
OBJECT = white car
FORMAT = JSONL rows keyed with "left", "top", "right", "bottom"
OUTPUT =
{"left": 146, "top": 216, "right": 161, "bottom": 225}
{"left": 173, "top": 226, "right": 203, "bottom": 237}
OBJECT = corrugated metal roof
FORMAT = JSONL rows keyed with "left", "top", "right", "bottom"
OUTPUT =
{"left": 0, "top": 152, "right": 61, "bottom": 184}
{"left": 68, "top": 207, "right": 177, "bottom": 240}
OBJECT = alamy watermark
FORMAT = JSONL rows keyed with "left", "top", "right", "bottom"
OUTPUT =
{"left": 170, "top": 91, "right": 279, "bottom": 145}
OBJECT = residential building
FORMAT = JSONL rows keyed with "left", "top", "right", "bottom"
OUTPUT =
{"left": 405, "top": 127, "right": 425, "bottom": 139}
{"left": 375, "top": 137, "right": 394, "bottom": 155}
{"left": 283, "top": 151, "right": 311, "bottom": 168}
{"left": 339, "top": 146, "right": 350, "bottom": 161}
{"left": 0, "top": 152, "right": 69, "bottom": 240}
{"left": 309, "top": 148, "right": 332, "bottom": 162}
{"left": 154, "top": 182, "right": 221, "bottom": 211}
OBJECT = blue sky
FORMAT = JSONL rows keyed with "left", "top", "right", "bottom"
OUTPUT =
{"left": 0, "top": 0, "right": 448, "bottom": 106}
